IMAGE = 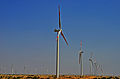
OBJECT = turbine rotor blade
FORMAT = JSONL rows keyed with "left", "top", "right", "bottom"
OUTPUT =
{"left": 80, "top": 40, "right": 82, "bottom": 49}
{"left": 61, "top": 31, "right": 68, "bottom": 46}
{"left": 58, "top": 5, "right": 61, "bottom": 29}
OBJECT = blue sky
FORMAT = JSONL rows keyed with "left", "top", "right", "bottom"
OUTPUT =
{"left": 0, "top": 0, "right": 120, "bottom": 75}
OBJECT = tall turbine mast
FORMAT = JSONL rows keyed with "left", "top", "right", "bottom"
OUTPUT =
{"left": 54, "top": 5, "right": 68, "bottom": 78}
{"left": 79, "top": 40, "right": 84, "bottom": 76}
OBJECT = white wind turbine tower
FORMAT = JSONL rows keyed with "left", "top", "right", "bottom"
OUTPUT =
{"left": 89, "top": 53, "right": 94, "bottom": 75}
{"left": 54, "top": 5, "right": 68, "bottom": 78}
{"left": 78, "top": 40, "right": 84, "bottom": 76}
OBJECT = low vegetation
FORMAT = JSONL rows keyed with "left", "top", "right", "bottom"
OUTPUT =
{"left": 0, "top": 74, "right": 119, "bottom": 79}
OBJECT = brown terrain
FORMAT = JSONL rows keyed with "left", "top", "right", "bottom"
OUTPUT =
{"left": 0, "top": 74, "right": 119, "bottom": 79}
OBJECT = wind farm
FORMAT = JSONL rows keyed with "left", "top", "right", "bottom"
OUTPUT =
{"left": 0, "top": 0, "right": 120, "bottom": 79}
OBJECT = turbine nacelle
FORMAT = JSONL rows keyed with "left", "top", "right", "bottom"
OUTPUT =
{"left": 54, "top": 29, "right": 60, "bottom": 32}
{"left": 89, "top": 58, "right": 92, "bottom": 61}
{"left": 54, "top": 29, "right": 62, "bottom": 32}
{"left": 54, "top": 29, "right": 62, "bottom": 35}
{"left": 80, "top": 51, "right": 84, "bottom": 53}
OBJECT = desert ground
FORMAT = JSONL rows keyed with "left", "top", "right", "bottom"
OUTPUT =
{"left": 0, "top": 74, "right": 119, "bottom": 79}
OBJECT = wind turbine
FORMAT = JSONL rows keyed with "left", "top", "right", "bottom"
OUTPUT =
{"left": 94, "top": 61, "right": 98, "bottom": 75}
{"left": 78, "top": 40, "right": 84, "bottom": 76}
{"left": 54, "top": 5, "right": 68, "bottom": 78}
{"left": 89, "top": 53, "right": 94, "bottom": 75}
{"left": 100, "top": 65, "right": 104, "bottom": 76}
{"left": 96, "top": 64, "right": 104, "bottom": 76}
{"left": 11, "top": 64, "right": 14, "bottom": 74}
{"left": 24, "top": 65, "right": 26, "bottom": 74}
{"left": 94, "top": 57, "right": 101, "bottom": 76}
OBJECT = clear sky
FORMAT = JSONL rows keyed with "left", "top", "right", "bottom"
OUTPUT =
{"left": 0, "top": 0, "right": 120, "bottom": 75}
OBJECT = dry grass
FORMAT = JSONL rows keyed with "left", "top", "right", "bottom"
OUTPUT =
{"left": 0, "top": 74, "right": 119, "bottom": 79}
